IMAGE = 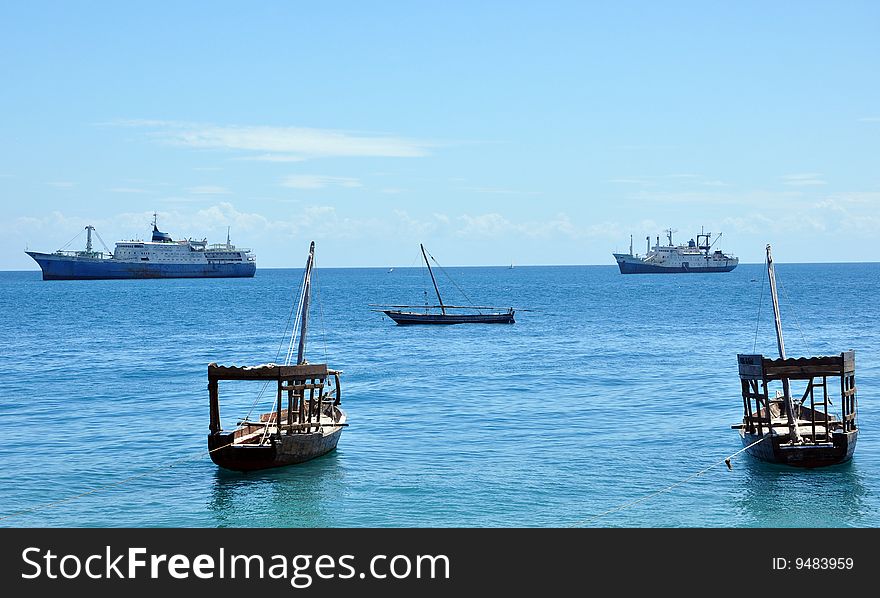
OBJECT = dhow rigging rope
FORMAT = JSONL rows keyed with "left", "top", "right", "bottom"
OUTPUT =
{"left": 423, "top": 247, "right": 480, "bottom": 311}
{"left": 753, "top": 258, "right": 766, "bottom": 352}
{"left": 775, "top": 272, "right": 813, "bottom": 356}
{"left": 264, "top": 266, "right": 311, "bottom": 444}
{"left": 237, "top": 271, "right": 302, "bottom": 429}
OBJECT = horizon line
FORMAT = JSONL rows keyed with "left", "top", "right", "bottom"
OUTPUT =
{"left": 5, "top": 259, "right": 880, "bottom": 273}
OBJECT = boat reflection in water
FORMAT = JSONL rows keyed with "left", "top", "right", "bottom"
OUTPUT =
{"left": 732, "top": 458, "right": 868, "bottom": 527}
{"left": 208, "top": 454, "right": 343, "bottom": 527}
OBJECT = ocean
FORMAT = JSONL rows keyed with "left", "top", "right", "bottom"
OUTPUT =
{"left": 1, "top": 262, "right": 877, "bottom": 528}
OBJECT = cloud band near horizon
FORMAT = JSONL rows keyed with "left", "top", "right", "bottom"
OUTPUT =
{"left": 112, "top": 119, "right": 433, "bottom": 160}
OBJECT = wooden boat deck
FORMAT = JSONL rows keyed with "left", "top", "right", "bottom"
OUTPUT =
{"left": 766, "top": 418, "right": 829, "bottom": 437}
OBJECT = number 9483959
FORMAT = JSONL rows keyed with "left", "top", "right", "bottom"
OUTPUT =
{"left": 795, "top": 557, "right": 854, "bottom": 570}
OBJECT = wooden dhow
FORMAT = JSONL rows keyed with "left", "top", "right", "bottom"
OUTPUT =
{"left": 732, "top": 245, "right": 859, "bottom": 467}
{"left": 373, "top": 244, "right": 515, "bottom": 325}
{"left": 207, "top": 241, "right": 347, "bottom": 472}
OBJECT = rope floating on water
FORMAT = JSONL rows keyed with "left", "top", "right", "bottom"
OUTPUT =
{"left": 568, "top": 436, "right": 770, "bottom": 527}
{"left": 0, "top": 442, "right": 236, "bottom": 523}
{"left": 3, "top": 433, "right": 771, "bottom": 525}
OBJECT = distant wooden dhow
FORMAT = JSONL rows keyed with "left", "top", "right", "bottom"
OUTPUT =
{"left": 732, "top": 245, "right": 859, "bottom": 467}
{"left": 207, "top": 241, "right": 347, "bottom": 472}
{"left": 373, "top": 244, "right": 516, "bottom": 325}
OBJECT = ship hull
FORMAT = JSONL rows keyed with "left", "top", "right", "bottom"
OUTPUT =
{"left": 26, "top": 252, "right": 256, "bottom": 280}
{"left": 208, "top": 427, "right": 343, "bottom": 472}
{"left": 207, "top": 406, "right": 346, "bottom": 473}
{"left": 614, "top": 255, "right": 737, "bottom": 274}
{"left": 382, "top": 310, "right": 515, "bottom": 325}
{"left": 740, "top": 429, "right": 858, "bottom": 468}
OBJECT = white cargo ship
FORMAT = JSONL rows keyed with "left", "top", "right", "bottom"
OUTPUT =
{"left": 26, "top": 214, "right": 256, "bottom": 280}
{"left": 613, "top": 228, "right": 738, "bottom": 274}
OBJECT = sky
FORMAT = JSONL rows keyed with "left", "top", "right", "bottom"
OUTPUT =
{"left": 2, "top": 1, "right": 879, "bottom": 269}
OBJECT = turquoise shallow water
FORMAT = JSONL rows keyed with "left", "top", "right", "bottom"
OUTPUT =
{"left": 0, "top": 262, "right": 878, "bottom": 527}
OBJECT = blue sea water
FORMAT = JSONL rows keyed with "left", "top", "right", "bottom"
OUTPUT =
{"left": 0, "top": 262, "right": 878, "bottom": 528}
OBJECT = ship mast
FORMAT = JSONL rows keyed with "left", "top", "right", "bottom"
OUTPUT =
{"left": 85, "top": 226, "right": 94, "bottom": 254}
{"left": 421, "top": 243, "right": 446, "bottom": 315}
{"left": 765, "top": 244, "right": 802, "bottom": 443}
{"left": 295, "top": 241, "right": 315, "bottom": 366}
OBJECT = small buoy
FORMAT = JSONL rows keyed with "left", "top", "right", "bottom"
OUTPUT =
{"left": 725, "top": 459, "right": 732, "bottom": 470}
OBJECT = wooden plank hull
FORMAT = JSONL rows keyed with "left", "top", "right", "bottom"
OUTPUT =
{"left": 208, "top": 408, "right": 346, "bottom": 472}
{"left": 208, "top": 427, "right": 343, "bottom": 472}
{"left": 382, "top": 310, "right": 515, "bottom": 325}
{"left": 740, "top": 429, "right": 858, "bottom": 468}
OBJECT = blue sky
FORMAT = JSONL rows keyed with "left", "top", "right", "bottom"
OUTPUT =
{"left": 2, "top": 1, "right": 879, "bottom": 269}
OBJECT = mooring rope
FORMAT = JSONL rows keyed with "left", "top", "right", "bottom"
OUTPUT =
{"left": 0, "top": 442, "right": 236, "bottom": 523}
{"left": 4, "top": 434, "right": 769, "bottom": 525}
{"left": 568, "top": 436, "right": 770, "bottom": 527}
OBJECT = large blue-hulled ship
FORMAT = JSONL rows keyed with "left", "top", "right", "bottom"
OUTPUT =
{"left": 26, "top": 215, "right": 256, "bottom": 280}
{"left": 613, "top": 228, "right": 738, "bottom": 274}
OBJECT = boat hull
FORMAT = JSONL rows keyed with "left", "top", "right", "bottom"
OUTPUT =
{"left": 739, "top": 429, "right": 858, "bottom": 468}
{"left": 27, "top": 251, "right": 256, "bottom": 280}
{"left": 208, "top": 425, "right": 344, "bottom": 472}
{"left": 382, "top": 310, "right": 515, "bottom": 325}
{"left": 613, "top": 256, "right": 738, "bottom": 274}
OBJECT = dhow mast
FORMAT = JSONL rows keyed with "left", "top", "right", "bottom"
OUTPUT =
{"left": 766, "top": 244, "right": 802, "bottom": 444}
{"left": 421, "top": 243, "right": 446, "bottom": 315}
{"left": 295, "top": 241, "right": 315, "bottom": 366}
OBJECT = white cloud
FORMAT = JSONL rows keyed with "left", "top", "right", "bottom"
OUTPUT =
{"left": 455, "top": 212, "right": 580, "bottom": 239}
{"left": 609, "top": 174, "right": 727, "bottom": 187}
{"left": 630, "top": 190, "right": 804, "bottom": 206}
{"left": 281, "top": 175, "right": 362, "bottom": 190}
{"left": 47, "top": 181, "right": 76, "bottom": 188}
{"left": 782, "top": 173, "right": 825, "bottom": 186}
{"left": 456, "top": 213, "right": 516, "bottom": 237}
{"left": 116, "top": 119, "right": 432, "bottom": 160}
{"left": 109, "top": 187, "right": 148, "bottom": 194}
{"left": 155, "top": 196, "right": 215, "bottom": 204}
{"left": 818, "top": 192, "right": 880, "bottom": 205}
{"left": 393, "top": 210, "right": 440, "bottom": 237}
{"left": 457, "top": 186, "right": 541, "bottom": 196}
{"left": 810, "top": 193, "right": 880, "bottom": 232}
{"left": 235, "top": 154, "right": 306, "bottom": 163}
{"left": 187, "top": 185, "right": 232, "bottom": 195}
{"left": 608, "top": 178, "right": 652, "bottom": 185}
